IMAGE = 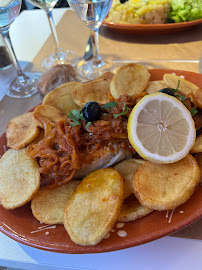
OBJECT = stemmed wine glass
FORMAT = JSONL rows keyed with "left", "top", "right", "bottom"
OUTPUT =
{"left": 0, "top": 0, "right": 41, "bottom": 98}
{"left": 26, "top": 0, "right": 79, "bottom": 70}
{"left": 67, "top": 0, "right": 113, "bottom": 80}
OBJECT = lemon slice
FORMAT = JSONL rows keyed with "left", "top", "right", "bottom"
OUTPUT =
{"left": 128, "top": 93, "right": 196, "bottom": 163}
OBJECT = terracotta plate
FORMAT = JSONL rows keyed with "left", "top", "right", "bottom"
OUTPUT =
{"left": 102, "top": 19, "right": 202, "bottom": 34}
{"left": 1, "top": 69, "right": 202, "bottom": 254}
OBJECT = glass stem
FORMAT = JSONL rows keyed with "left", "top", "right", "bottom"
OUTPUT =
{"left": 1, "top": 30, "right": 23, "bottom": 77}
{"left": 90, "top": 28, "right": 102, "bottom": 63}
{"left": 45, "top": 9, "right": 62, "bottom": 56}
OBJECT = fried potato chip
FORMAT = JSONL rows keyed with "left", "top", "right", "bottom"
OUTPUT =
{"left": 6, "top": 112, "right": 39, "bottom": 150}
{"left": 190, "top": 135, "right": 202, "bottom": 154}
{"left": 163, "top": 74, "right": 200, "bottom": 95}
{"left": 42, "top": 81, "right": 81, "bottom": 114}
{"left": 195, "top": 153, "right": 202, "bottom": 184}
{"left": 117, "top": 194, "right": 153, "bottom": 222}
{"left": 133, "top": 154, "right": 200, "bottom": 211}
{"left": 33, "top": 104, "right": 65, "bottom": 129}
{"left": 114, "top": 158, "right": 145, "bottom": 199}
{"left": 0, "top": 149, "right": 40, "bottom": 210}
{"left": 64, "top": 168, "right": 124, "bottom": 246}
{"left": 72, "top": 79, "right": 110, "bottom": 107}
{"left": 110, "top": 64, "right": 150, "bottom": 99}
{"left": 96, "top": 71, "right": 114, "bottom": 81}
{"left": 193, "top": 88, "right": 202, "bottom": 109}
{"left": 145, "top": 80, "right": 167, "bottom": 95}
{"left": 28, "top": 128, "right": 45, "bottom": 147}
{"left": 31, "top": 180, "right": 80, "bottom": 224}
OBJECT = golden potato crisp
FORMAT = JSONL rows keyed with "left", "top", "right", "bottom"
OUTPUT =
{"left": 190, "top": 135, "right": 202, "bottom": 154}
{"left": 114, "top": 158, "right": 145, "bottom": 199}
{"left": 72, "top": 79, "right": 110, "bottom": 107}
{"left": 133, "top": 154, "right": 200, "bottom": 211}
{"left": 64, "top": 168, "right": 124, "bottom": 246}
{"left": 96, "top": 71, "right": 114, "bottom": 81}
{"left": 145, "top": 81, "right": 167, "bottom": 95}
{"left": 6, "top": 112, "right": 39, "bottom": 150}
{"left": 42, "top": 81, "right": 81, "bottom": 114}
{"left": 33, "top": 105, "right": 65, "bottom": 129}
{"left": 117, "top": 194, "right": 153, "bottom": 222}
{"left": 31, "top": 180, "right": 80, "bottom": 224}
{"left": 193, "top": 88, "right": 202, "bottom": 109}
{"left": 29, "top": 128, "right": 45, "bottom": 147}
{"left": 195, "top": 153, "right": 202, "bottom": 184}
{"left": 110, "top": 63, "right": 150, "bottom": 99}
{"left": 0, "top": 149, "right": 40, "bottom": 210}
{"left": 163, "top": 74, "right": 199, "bottom": 95}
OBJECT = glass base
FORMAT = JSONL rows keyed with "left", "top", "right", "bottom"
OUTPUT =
{"left": 76, "top": 59, "right": 121, "bottom": 81}
{"left": 5, "top": 72, "right": 41, "bottom": 99}
{"left": 41, "top": 50, "right": 79, "bottom": 70}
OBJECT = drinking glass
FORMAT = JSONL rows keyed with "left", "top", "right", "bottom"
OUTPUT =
{"left": 67, "top": 0, "right": 113, "bottom": 80}
{"left": 26, "top": 0, "right": 79, "bottom": 69}
{"left": 0, "top": 0, "right": 41, "bottom": 98}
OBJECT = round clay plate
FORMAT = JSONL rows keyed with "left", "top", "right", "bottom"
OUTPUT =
{"left": 102, "top": 19, "right": 202, "bottom": 34}
{"left": 1, "top": 69, "right": 202, "bottom": 254}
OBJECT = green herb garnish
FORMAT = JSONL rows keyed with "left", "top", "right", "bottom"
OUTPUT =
{"left": 190, "top": 108, "right": 198, "bottom": 116}
{"left": 170, "top": 80, "right": 180, "bottom": 93}
{"left": 68, "top": 110, "right": 84, "bottom": 126}
{"left": 85, "top": 122, "right": 92, "bottom": 129}
{"left": 175, "top": 94, "right": 186, "bottom": 102}
{"left": 103, "top": 101, "right": 118, "bottom": 111}
{"left": 114, "top": 103, "right": 130, "bottom": 118}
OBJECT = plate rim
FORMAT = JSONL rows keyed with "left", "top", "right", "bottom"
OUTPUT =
{"left": 1, "top": 68, "right": 202, "bottom": 254}
{"left": 102, "top": 18, "right": 202, "bottom": 30}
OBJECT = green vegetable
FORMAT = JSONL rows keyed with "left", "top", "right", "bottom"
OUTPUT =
{"left": 175, "top": 93, "right": 186, "bottom": 102}
{"left": 114, "top": 103, "right": 130, "bottom": 118}
{"left": 103, "top": 101, "right": 118, "bottom": 110}
{"left": 168, "top": 0, "right": 202, "bottom": 22}
{"left": 190, "top": 107, "right": 198, "bottom": 116}
{"left": 68, "top": 110, "right": 84, "bottom": 127}
{"left": 85, "top": 122, "right": 92, "bottom": 129}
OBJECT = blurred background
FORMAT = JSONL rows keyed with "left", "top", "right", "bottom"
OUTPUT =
{"left": 22, "top": 0, "right": 69, "bottom": 10}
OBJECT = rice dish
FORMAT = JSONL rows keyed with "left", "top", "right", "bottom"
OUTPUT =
{"left": 106, "top": 0, "right": 171, "bottom": 25}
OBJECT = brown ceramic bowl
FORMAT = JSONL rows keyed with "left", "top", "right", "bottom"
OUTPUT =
{"left": 102, "top": 19, "right": 202, "bottom": 34}
{"left": 1, "top": 69, "right": 202, "bottom": 254}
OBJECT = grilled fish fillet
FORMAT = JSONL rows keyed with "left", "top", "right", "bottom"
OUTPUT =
{"left": 74, "top": 145, "right": 133, "bottom": 179}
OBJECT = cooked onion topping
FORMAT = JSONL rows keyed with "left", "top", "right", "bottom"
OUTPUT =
{"left": 27, "top": 94, "right": 145, "bottom": 188}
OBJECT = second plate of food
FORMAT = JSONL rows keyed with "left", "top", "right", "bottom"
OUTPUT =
{"left": 102, "top": 19, "right": 202, "bottom": 34}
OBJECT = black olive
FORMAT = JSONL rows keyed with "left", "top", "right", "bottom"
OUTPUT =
{"left": 81, "top": 101, "right": 101, "bottom": 122}
{"left": 159, "top": 88, "right": 175, "bottom": 97}
{"left": 120, "top": 0, "right": 128, "bottom": 3}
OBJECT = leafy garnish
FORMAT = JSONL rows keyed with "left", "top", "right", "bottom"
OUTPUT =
{"left": 114, "top": 103, "right": 130, "bottom": 118}
{"left": 103, "top": 101, "right": 118, "bottom": 111}
{"left": 79, "top": 112, "right": 85, "bottom": 121}
{"left": 68, "top": 110, "right": 84, "bottom": 126}
{"left": 170, "top": 80, "right": 180, "bottom": 93}
{"left": 175, "top": 94, "right": 186, "bottom": 102}
{"left": 190, "top": 108, "right": 198, "bottom": 116}
{"left": 169, "top": 80, "right": 187, "bottom": 102}
{"left": 69, "top": 121, "right": 80, "bottom": 127}
{"left": 85, "top": 122, "right": 92, "bottom": 129}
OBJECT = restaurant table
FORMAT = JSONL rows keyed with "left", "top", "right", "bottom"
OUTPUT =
{"left": 1, "top": 8, "right": 202, "bottom": 270}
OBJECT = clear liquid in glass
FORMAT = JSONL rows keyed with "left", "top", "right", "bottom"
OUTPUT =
{"left": 0, "top": 0, "right": 21, "bottom": 28}
{"left": 68, "top": 0, "right": 112, "bottom": 30}
{"left": 26, "top": 0, "right": 58, "bottom": 10}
